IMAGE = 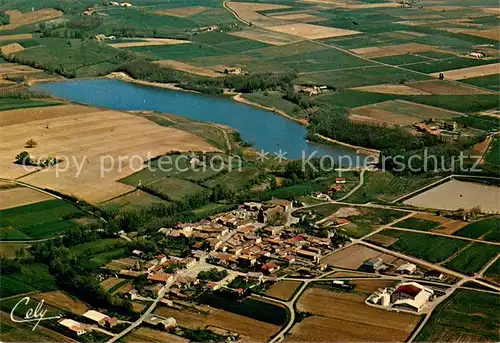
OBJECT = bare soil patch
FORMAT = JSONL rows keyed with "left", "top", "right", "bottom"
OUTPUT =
{"left": 155, "top": 305, "right": 280, "bottom": 341}
{"left": 0, "top": 186, "right": 53, "bottom": 210}
{"left": 459, "top": 28, "right": 500, "bottom": 41}
{"left": 322, "top": 244, "right": 380, "bottom": 269}
{"left": 229, "top": 28, "right": 300, "bottom": 46}
{"left": 412, "top": 212, "right": 450, "bottom": 224}
{"left": 265, "top": 280, "right": 301, "bottom": 301}
{"left": 154, "top": 60, "right": 222, "bottom": 78}
{"left": 267, "top": 23, "right": 360, "bottom": 40}
{"left": 0, "top": 43, "right": 24, "bottom": 55}
{"left": 433, "top": 220, "right": 468, "bottom": 235}
{"left": 154, "top": 6, "right": 209, "bottom": 18}
{"left": 352, "top": 84, "right": 431, "bottom": 95}
{"left": 430, "top": 62, "right": 500, "bottom": 80}
{"left": 0, "top": 63, "right": 43, "bottom": 75}
{"left": 366, "top": 233, "right": 399, "bottom": 247}
{"left": 0, "top": 34, "right": 33, "bottom": 42}
{"left": 291, "top": 287, "right": 419, "bottom": 342}
{"left": 403, "top": 179, "right": 500, "bottom": 213}
{"left": 101, "top": 277, "right": 126, "bottom": 291}
{"left": 124, "top": 327, "right": 189, "bottom": 343}
{"left": 1, "top": 9, "right": 63, "bottom": 31}
{"left": 350, "top": 279, "right": 397, "bottom": 293}
{"left": 32, "top": 291, "right": 88, "bottom": 315}
{"left": 351, "top": 43, "right": 436, "bottom": 59}
{"left": 110, "top": 38, "right": 190, "bottom": 48}
{"left": 350, "top": 105, "right": 420, "bottom": 126}
{"left": 301, "top": 0, "right": 400, "bottom": 8}
{"left": 226, "top": 2, "right": 290, "bottom": 26}
{"left": 1, "top": 105, "right": 217, "bottom": 203}
{"left": 271, "top": 13, "right": 326, "bottom": 22}
{"left": 408, "top": 80, "right": 495, "bottom": 95}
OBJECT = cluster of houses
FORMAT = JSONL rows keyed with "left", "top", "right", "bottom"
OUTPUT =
{"left": 414, "top": 120, "right": 458, "bottom": 136}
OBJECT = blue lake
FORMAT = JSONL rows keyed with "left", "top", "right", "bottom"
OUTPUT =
{"left": 34, "top": 79, "right": 366, "bottom": 163}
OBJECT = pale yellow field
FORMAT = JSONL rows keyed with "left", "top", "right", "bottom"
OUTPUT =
{"left": 267, "top": 23, "right": 360, "bottom": 40}
{"left": 229, "top": 28, "right": 300, "bottom": 46}
{"left": 0, "top": 186, "right": 53, "bottom": 209}
{"left": 226, "top": 2, "right": 290, "bottom": 26}
{"left": 0, "top": 105, "right": 218, "bottom": 203}
{"left": 322, "top": 244, "right": 381, "bottom": 269}
{"left": 154, "top": 60, "right": 223, "bottom": 77}
{"left": 265, "top": 280, "right": 302, "bottom": 301}
{"left": 124, "top": 327, "right": 189, "bottom": 343}
{"left": 407, "top": 80, "right": 495, "bottom": 95}
{"left": 271, "top": 13, "right": 326, "bottom": 22}
{"left": 459, "top": 28, "right": 500, "bottom": 41}
{"left": 430, "top": 63, "right": 500, "bottom": 80}
{"left": 32, "top": 291, "right": 89, "bottom": 315}
{"left": 0, "top": 33, "right": 33, "bottom": 42}
{"left": 0, "top": 43, "right": 24, "bottom": 55}
{"left": 290, "top": 287, "right": 419, "bottom": 342}
{"left": 110, "top": 38, "right": 190, "bottom": 48}
{"left": 0, "top": 9, "right": 63, "bottom": 31}
{"left": 154, "top": 6, "right": 209, "bottom": 18}
{"left": 352, "top": 84, "right": 431, "bottom": 95}
{"left": 0, "top": 63, "right": 42, "bottom": 75}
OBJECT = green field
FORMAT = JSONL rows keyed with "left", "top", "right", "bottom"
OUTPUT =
{"left": 0, "top": 263, "right": 57, "bottom": 298}
{"left": 383, "top": 229, "right": 469, "bottom": 263}
{"left": 0, "top": 98, "right": 61, "bottom": 112}
{"left": 395, "top": 217, "right": 441, "bottom": 231}
{"left": 373, "top": 54, "right": 430, "bottom": 65}
{"left": 485, "top": 138, "right": 500, "bottom": 166}
{"left": 404, "top": 58, "right": 499, "bottom": 74}
{"left": 484, "top": 258, "right": 499, "bottom": 284}
{"left": 242, "top": 91, "right": 307, "bottom": 119}
{"left": 445, "top": 243, "right": 499, "bottom": 274}
{"left": 127, "top": 43, "right": 228, "bottom": 60}
{"left": 415, "top": 289, "right": 498, "bottom": 342}
{"left": 453, "top": 217, "right": 499, "bottom": 241}
{"left": 461, "top": 74, "right": 500, "bottom": 91}
{"left": 346, "top": 171, "right": 441, "bottom": 203}
{"left": 102, "top": 190, "right": 169, "bottom": 211}
{"left": 69, "top": 238, "right": 126, "bottom": 270}
{"left": 11, "top": 38, "right": 133, "bottom": 77}
{"left": 452, "top": 114, "right": 500, "bottom": 132}
{"left": 0, "top": 200, "right": 84, "bottom": 240}
{"left": 146, "top": 177, "right": 206, "bottom": 201}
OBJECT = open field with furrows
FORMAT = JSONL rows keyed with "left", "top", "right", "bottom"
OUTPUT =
{"left": 461, "top": 74, "right": 500, "bottom": 91}
{"left": 0, "top": 311, "right": 74, "bottom": 343}
{"left": 350, "top": 43, "right": 437, "bottom": 59}
{"left": 155, "top": 305, "right": 280, "bottom": 342}
{"left": 0, "top": 263, "right": 57, "bottom": 298}
{"left": 0, "top": 199, "right": 83, "bottom": 240}
{"left": 229, "top": 28, "right": 300, "bottom": 46}
{"left": 109, "top": 38, "right": 191, "bottom": 49}
{"left": 403, "top": 180, "right": 500, "bottom": 214}
{"left": 265, "top": 280, "right": 302, "bottom": 301}
{"left": 225, "top": 1, "right": 291, "bottom": 27}
{"left": 154, "top": 5, "right": 210, "bottom": 18}
{"left": 0, "top": 104, "right": 217, "bottom": 203}
{"left": 452, "top": 217, "right": 499, "bottom": 242}
{"left": 0, "top": 9, "right": 63, "bottom": 31}
{"left": 145, "top": 177, "right": 207, "bottom": 202}
{"left": 267, "top": 23, "right": 360, "bottom": 40}
{"left": 395, "top": 217, "right": 442, "bottom": 231}
{"left": 351, "top": 84, "right": 431, "bottom": 95}
{"left": 430, "top": 62, "right": 500, "bottom": 80}
{"left": 0, "top": 43, "right": 24, "bottom": 55}
{"left": 415, "top": 289, "right": 498, "bottom": 342}
{"left": 101, "top": 277, "right": 127, "bottom": 292}
{"left": 0, "top": 184, "right": 53, "bottom": 210}
{"left": 69, "top": 238, "right": 126, "bottom": 270}
{"left": 322, "top": 244, "right": 405, "bottom": 270}
{"left": 123, "top": 327, "right": 189, "bottom": 343}
{"left": 0, "top": 98, "right": 62, "bottom": 112}
{"left": 406, "top": 58, "right": 500, "bottom": 74}
{"left": 290, "top": 287, "right": 419, "bottom": 342}
{"left": 407, "top": 80, "right": 496, "bottom": 95}
{"left": 380, "top": 229, "right": 469, "bottom": 263}
{"left": 154, "top": 60, "right": 223, "bottom": 77}
{"left": 346, "top": 171, "right": 442, "bottom": 204}
{"left": 32, "top": 291, "right": 88, "bottom": 315}
{"left": 445, "top": 243, "right": 499, "bottom": 274}
{"left": 411, "top": 212, "right": 468, "bottom": 235}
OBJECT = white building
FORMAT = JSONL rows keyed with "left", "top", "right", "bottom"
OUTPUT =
{"left": 391, "top": 282, "right": 434, "bottom": 312}
{"left": 397, "top": 263, "right": 417, "bottom": 275}
{"left": 59, "top": 319, "right": 86, "bottom": 336}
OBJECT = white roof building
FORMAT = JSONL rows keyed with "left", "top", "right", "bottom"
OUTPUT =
{"left": 82, "top": 310, "right": 109, "bottom": 324}
{"left": 59, "top": 319, "right": 86, "bottom": 335}
{"left": 392, "top": 282, "right": 434, "bottom": 312}
{"left": 397, "top": 263, "right": 417, "bottom": 274}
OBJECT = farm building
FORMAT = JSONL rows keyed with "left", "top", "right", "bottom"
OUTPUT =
{"left": 58, "top": 318, "right": 86, "bottom": 336}
{"left": 361, "top": 258, "right": 384, "bottom": 272}
{"left": 144, "top": 314, "right": 177, "bottom": 331}
{"left": 147, "top": 272, "right": 174, "bottom": 284}
{"left": 82, "top": 310, "right": 117, "bottom": 328}
{"left": 391, "top": 282, "right": 434, "bottom": 312}
{"left": 397, "top": 263, "right": 417, "bottom": 275}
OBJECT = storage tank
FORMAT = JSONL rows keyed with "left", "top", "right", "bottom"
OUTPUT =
{"left": 381, "top": 293, "right": 390, "bottom": 307}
